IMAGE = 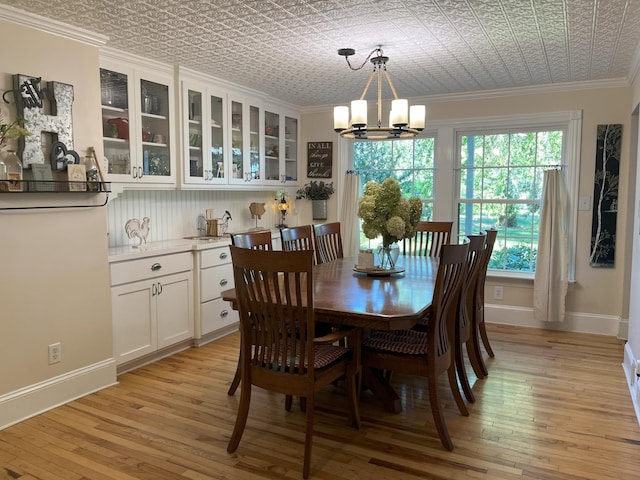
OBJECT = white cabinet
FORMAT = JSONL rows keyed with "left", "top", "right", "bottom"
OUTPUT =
{"left": 110, "top": 252, "right": 193, "bottom": 365}
{"left": 263, "top": 108, "right": 299, "bottom": 185}
{"left": 177, "top": 69, "right": 300, "bottom": 189}
{"left": 195, "top": 245, "right": 239, "bottom": 340}
{"left": 180, "top": 79, "right": 229, "bottom": 186}
{"left": 226, "top": 94, "right": 261, "bottom": 185}
{"left": 100, "top": 51, "right": 177, "bottom": 187}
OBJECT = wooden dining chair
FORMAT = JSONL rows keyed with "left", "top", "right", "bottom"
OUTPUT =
{"left": 230, "top": 230, "right": 273, "bottom": 250}
{"left": 281, "top": 225, "right": 315, "bottom": 255}
{"left": 361, "top": 242, "right": 469, "bottom": 451}
{"left": 402, "top": 221, "right": 453, "bottom": 257}
{"left": 226, "top": 246, "right": 360, "bottom": 479}
{"left": 227, "top": 230, "right": 274, "bottom": 395}
{"left": 454, "top": 233, "right": 486, "bottom": 404}
{"left": 312, "top": 222, "right": 343, "bottom": 264}
{"left": 469, "top": 228, "right": 498, "bottom": 378}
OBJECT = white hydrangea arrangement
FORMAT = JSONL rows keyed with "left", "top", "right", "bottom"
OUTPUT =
{"left": 357, "top": 178, "right": 423, "bottom": 247}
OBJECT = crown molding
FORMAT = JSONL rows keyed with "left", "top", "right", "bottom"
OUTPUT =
{"left": 0, "top": 4, "right": 108, "bottom": 47}
{"left": 301, "top": 77, "right": 631, "bottom": 115}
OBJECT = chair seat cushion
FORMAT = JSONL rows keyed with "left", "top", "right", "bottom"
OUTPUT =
{"left": 363, "top": 329, "right": 428, "bottom": 355}
{"left": 271, "top": 340, "right": 350, "bottom": 370}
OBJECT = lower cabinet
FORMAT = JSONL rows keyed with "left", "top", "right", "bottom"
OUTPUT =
{"left": 195, "top": 244, "right": 239, "bottom": 340}
{"left": 110, "top": 252, "right": 194, "bottom": 365}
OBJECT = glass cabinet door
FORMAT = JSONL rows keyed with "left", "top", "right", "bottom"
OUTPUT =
{"left": 101, "top": 68, "right": 133, "bottom": 178}
{"left": 210, "top": 93, "right": 225, "bottom": 182}
{"left": 186, "top": 89, "right": 204, "bottom": 181}
{"left": 264, "top": 110, "right": 280, "bottom": 182}
{"left": 230, "top": 100, "right": 244, "bottom": 182}
{"left": 140, "top": 78, "right": 171, "bottom": 179}
{"left": 284, "top": 116, "right": 298, "bottom": 183}
{"left": 249, "top": 105, "right": 260, "bottom": 181}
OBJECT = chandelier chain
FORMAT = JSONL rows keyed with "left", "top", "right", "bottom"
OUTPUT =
{"left": 345, "top": 47, "right": 384, "bottom": 71}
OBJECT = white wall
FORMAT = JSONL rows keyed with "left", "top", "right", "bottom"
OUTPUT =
{"left": 0, "top": 19, "right": 115, "bottom": 428}
{"left": 625, "top": 71, "right": 640, "bottom": 421}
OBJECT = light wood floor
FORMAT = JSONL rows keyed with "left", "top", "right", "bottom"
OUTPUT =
{"left": 1, "top": 324, "right": 639, "bottom": 479}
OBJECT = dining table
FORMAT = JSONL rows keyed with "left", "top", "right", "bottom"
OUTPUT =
{"left": 221, "top": 253, "right": 439, "bottom": 412}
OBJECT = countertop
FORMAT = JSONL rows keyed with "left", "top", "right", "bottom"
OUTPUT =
{"left": 108, "top": 236, "right": 231, "bottom": 263}
{"left": 108, "top": 228, "right": 280, "bottom": 263}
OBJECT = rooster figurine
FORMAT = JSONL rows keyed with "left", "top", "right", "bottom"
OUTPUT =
{"left": 124, "top": 217, "right": 151, "bottom": 247}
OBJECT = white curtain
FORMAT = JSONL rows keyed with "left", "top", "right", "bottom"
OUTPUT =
{"left": 534, "top": 169, "right": 569, "bottom": 323}
{"left": 340, "top": 171, "right": 360, "bottom": 257}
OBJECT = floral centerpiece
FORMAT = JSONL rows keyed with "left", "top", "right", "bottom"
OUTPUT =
{"left": 357, "top": 178, "right": 423, "bottom": 268}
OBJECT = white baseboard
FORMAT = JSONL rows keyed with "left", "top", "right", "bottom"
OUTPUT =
{"left": 0, "top": 358, "right": 117, "bottom": 430}
{"left": 623, "top": 342, "right": 640, "bottom": 426}
{"left": 486, "top": 304, "right": 621, "bottom": 336}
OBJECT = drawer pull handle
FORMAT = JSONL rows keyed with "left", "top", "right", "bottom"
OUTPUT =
{"left": 151, "top": 263, "right": 162, "bottom": 271}
{"left": 219, "top": 278, "right": 228, "bottom": 287}
{"left": 220, "top": 309, "right": 229, "bottom": 317}
{"left": 219, "top": 252, "right": 228, "bottom": 259}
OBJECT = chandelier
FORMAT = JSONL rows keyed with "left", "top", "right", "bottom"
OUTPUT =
{"left": 333, "top": 46, "right": 425, "bottom": 140}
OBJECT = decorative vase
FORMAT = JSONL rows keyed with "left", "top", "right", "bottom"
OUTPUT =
{"left": 312, "top": 199, "right": 327, "bottom": 220}
{"left": 2, "top": 150, "right": 23, "bottom": 192}
{"left": 377, "top": 243, "right": 400, "bottom": 269}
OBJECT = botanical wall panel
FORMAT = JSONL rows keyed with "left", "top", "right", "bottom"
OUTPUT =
{"left": 590, "top": 123, "right": 622, "bottom": 267}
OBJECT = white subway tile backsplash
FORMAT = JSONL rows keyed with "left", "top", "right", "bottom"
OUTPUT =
{"left": 106, "top": 189, "right": 296, "bottom": 248}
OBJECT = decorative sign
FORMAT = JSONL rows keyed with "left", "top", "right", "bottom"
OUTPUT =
{"left": 3, "top": 75, "right": 75, "bottom": 168}
{"left": 307, "top": 141, "right": 332, "bottom": 178}
{"left": 590, "top": 124, "right": 622, "bottom": 268}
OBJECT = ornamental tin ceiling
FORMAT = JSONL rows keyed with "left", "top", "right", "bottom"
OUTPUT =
{"left": 3, "top": 0, "right": 640, "bottom": 107}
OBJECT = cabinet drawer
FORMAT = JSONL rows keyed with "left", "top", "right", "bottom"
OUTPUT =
{"left": 200, "top": 246, "right": 232, "bottom": 268}
{"left": 201, "top": 298, "right": 238, "bottom": 336}
{"left": 110, "top": 252, "right": 193, "bottom": 286}
{"left": 201, "top": 263, "right": 233, "bottom": 302}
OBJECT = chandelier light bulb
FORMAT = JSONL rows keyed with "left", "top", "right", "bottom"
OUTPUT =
{"left": 391, "top": 99, "right": 408, "bottom": 126}
{"left": 334, "top": 106, "right": 349, "bottom": 131}
{"left": 351, "top": 100, "right": 368, "bottom": 127}
{"left": 410, "top": 105, "right": 426, "bottom": 130}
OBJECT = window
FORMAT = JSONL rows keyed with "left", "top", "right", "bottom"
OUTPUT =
{"left": 343, "top": 111, "right": 581, "bottom": 278}
{"left": 353, "top": 137, "right": 436, "bottom": 217}
{"left": 455, "top": 111, "right": 581, "bottom": 278}
{"left": 458, "top": 130, "right": 563, "bottom": 273}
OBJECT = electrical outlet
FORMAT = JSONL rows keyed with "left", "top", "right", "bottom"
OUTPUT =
{"left": 48, "top": 342, "right": 61, "bottom": 364}
{"left": 493, "top": 285, "right": 504, "bottom": 300}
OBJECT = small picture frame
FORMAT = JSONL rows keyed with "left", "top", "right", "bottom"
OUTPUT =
{"left": 30, "top": 163, "right": 54, "bottom": 192}
{"left": 67, "top": 164, "right": 86, "bottom": 191}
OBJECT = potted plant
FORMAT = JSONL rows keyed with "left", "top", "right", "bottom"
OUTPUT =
{"left": 296, "top": 180, "right": 334, "bottom": 220}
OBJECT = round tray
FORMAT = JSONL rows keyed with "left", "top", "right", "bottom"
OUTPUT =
{"left": 353, "top": 266, "right": 405, "bottom": 277}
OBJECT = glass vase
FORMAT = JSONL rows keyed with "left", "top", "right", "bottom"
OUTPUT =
{"left": 377, "top": 243, "right": 400, "bottom": 270}
{"left": 2, "top": 150, "right": 23, "bottom": 192}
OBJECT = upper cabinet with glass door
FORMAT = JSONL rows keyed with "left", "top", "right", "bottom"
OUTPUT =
{"left": 228, "top": 96, "right": 261, "bottom": 186}
{"left": 181, "top": 81, "right": 228, "bottom": 186}
{"left": 262, "top": 108, "right": 299, "bottom": 185}
{"left": 100, "top": 66, "right": 134, "bottom": 180}
{"left": 100, "top": 52, "right": 176, "bottom": 186}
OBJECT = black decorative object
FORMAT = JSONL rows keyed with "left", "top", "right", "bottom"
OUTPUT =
{"left": 590, "top": 124, "right": 622, "bottom": 267}
{"left": 51, "top": 141, "right": 80, "bottom": 171}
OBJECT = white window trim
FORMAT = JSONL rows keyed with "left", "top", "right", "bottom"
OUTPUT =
{"left": 337, "top": 110, "right": 582, "bottom": 281}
